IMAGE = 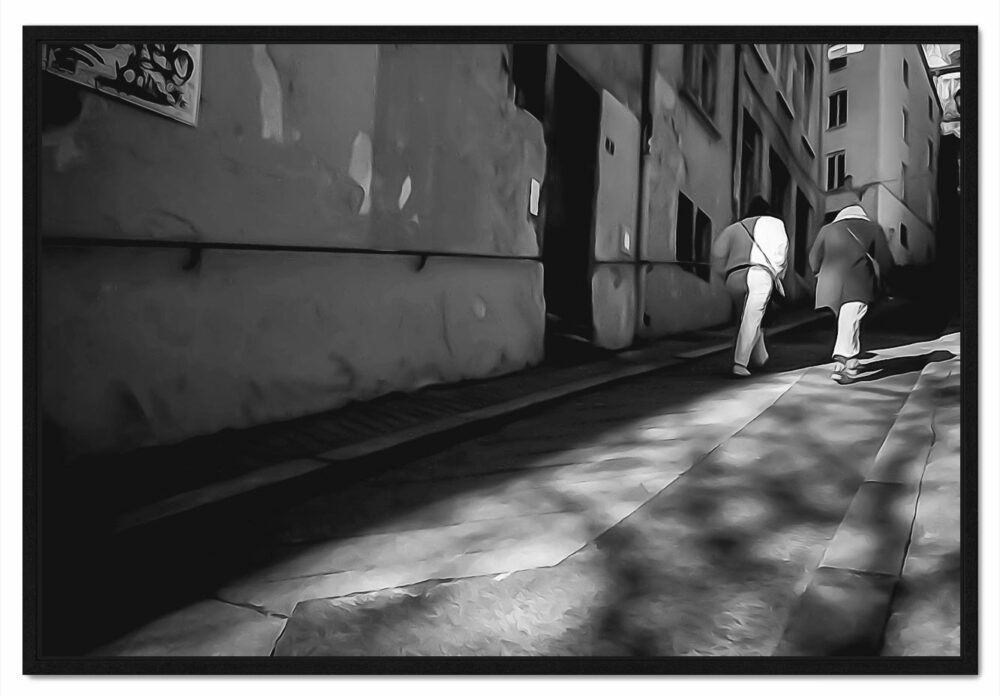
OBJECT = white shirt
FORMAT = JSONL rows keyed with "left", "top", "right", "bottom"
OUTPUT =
{"left": 749, "top": 215, "right": 788, "bottom": 280}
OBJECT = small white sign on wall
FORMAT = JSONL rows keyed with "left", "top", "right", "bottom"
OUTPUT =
{"left": 529, "top": 178, "right": 541, "bottom": 216}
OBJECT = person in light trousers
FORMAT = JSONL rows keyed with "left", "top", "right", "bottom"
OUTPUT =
{"left": 808, "top": 204, "right": 894, "bottom": 381}
{"left": 711, "top": 196, "right": 789, "bottom": 377}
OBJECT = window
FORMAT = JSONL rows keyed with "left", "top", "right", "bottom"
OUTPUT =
{"left": 928, "top": 139, "right": 934, "bottom": 168}
{"left": 902, "top": 108, "right": 909, "bottom": 143}
{"left": 676, "top": 192, "right": 712, "bottom": 281}
{"left": 794, "top": 188, "right": 813, "bottom": 276}
{"left": 928, "top": 95, "right": 934, "bottom": 120}
{"left": 510, "top": 44, "right": 547, "bottom": 121}
{"left": 803, "top": 51, "right": 816, "bottom": 123}
{"left": 903, "top": 58, "right": 909, "bottom": 87}
{"left": 901, "top": 162, "right": 907, "bottom": 199}
{"left": 677, "top": 192, "right": 694, "bottom": 262}
{"left": 900, "top": 222, "right": 909, "bottom": 249}
{"left": 826, "top": 151, "right": 846, "bottom": 191}
{"left": 740, "top": 111, "right": 764, "bottom": 214}
{"left": 829, "top": 56, "right": 847, "bottom": 71}
{"left": 828, "top": 90, "right": 847, "bottom": 128}
{"left": 683, "top": 44, "right": 719, "bottom": 120}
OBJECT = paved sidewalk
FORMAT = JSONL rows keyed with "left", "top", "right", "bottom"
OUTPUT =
{"left": 91, "top": 319, "right": 961, "bottom": 657}
{"left": 881, "top": 335, "right": 962, "bottom": 656}
{"left": 776, "top": 332, "right": 961, "bottom": 656}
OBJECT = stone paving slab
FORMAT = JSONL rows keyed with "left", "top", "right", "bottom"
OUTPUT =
{"left": 213, "top": 370, "right": 807, "bottom": 618}
{"left": 273, "top": 555, "right": 609, "bottom": 657}
{"left": 773, "top": 567, "right": 897, "bottom": 656}
{"left": 93, "top": 600, "right": 287, "bottom": 657}
{"left": 777, "top": 338, "right": 960, "bottom": 657}
{"left": 218, "top": 511, "right": 598, "bottom": 615}
{"left": 882, "top": 359, "right": 962, "bottom": 657}
{"left": 818, "top": 481, "right": 919, "bottom": 577}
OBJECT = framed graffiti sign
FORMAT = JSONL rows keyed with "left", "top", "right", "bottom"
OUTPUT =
{"left": 42, "top": 43, "right": 202, "bottom": 126}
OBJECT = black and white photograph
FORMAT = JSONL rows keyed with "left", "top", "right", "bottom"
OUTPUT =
{"left": 16, "top": 21, "right": 984, "bottom": 677}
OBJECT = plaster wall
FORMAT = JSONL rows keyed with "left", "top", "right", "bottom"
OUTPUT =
{"left": 42, "top": 248, "right": 544, "bottom": 455}
{"left": 40, "top": 43, "right": 547, "bottom": 455}
{"left": 824, "top": 45, "right": 881, "bottom": 194}
{"left": 637, "top": 45, "right": 739, "bottom": 336}
{"left": 873, "top": 185, "right": 935, "bottom": 266}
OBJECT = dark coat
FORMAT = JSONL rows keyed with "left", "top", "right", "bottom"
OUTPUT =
{"left": 712, "top": 216, "right": 762, "bottom": 278}
{"left": 808, "top": 217, "right": 894, "bottom": 312}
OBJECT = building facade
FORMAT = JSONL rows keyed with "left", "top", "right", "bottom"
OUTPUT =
{"left": 733, "top": 44, "right": 827, "bottom": 303}
{"left": 821, "top": 44, "right": 941, "bottom": 268}
{"left": 39, "top": 43, "right": 837, "bottom": 456}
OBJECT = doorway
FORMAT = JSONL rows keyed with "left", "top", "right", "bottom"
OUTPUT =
{"left": 740, "top": 111, "right": 763, "bottom": 216}
{"left": 769, "top": 149, "right": 791, "bottom": 224}
{"left": 540, "top": 55, "right": 601, "bottom": 346}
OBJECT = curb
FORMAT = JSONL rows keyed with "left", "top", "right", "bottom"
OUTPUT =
{"left": 774, "top": 356, "right": 950, "bottom": 656}
{"left": 115, "top": 313, "right": 824, "bottom": 533}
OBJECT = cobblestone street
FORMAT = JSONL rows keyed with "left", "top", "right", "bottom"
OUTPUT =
{"left": 88, "top": 316, "right": 961, "bottom": 658}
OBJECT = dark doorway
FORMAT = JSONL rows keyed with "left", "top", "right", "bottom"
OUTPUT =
{"left": 541, "top": 55, "right": 601, "bottom": 344}
{"left": 510, "top": 44, "right": 547, "bottom": 122}
{"left": 740, "top": 111, "right": 763, "bottom": 216}
{"left": 769, "top": 149, "right": 791, "bottom": 224}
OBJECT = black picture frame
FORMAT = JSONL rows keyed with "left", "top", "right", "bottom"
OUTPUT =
{"left": 22, "top": 24, "right": 979, "bottom": 676}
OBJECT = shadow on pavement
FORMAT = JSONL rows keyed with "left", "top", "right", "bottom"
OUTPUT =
{"left": 38, "top": 312, "right": 952, "bottom": 657}
{"left": 846, "top": 350, "right": 956, "bottom": 384}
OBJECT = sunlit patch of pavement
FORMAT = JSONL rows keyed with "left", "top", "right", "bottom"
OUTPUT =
{"left": 99, "top": 326, "right": 959, "bottom": 657}
{"left": 273, "top": 339, "right": 940, "bottom": 656}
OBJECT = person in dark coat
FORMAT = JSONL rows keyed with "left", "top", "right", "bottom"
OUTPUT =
{"left": 808, "top": 204, "right": 894, "bottom": 381}
{"left": 711, "top": 196, "right": 788, "bottom": 377}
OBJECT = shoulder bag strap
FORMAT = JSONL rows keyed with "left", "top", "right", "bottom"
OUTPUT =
{"left": 739, "top": 219, "right": 786, "bottom": 297}
{"left": 843, "top": 225, "right": 882, "bottom": 286}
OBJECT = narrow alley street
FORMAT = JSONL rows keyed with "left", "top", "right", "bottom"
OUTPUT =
{"left": 82, "top": 309, "right": 962, "bottom": 659}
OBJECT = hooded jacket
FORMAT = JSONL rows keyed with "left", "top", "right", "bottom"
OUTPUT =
{"left": 808, "top": 205, "right": 894, "bottom": 311}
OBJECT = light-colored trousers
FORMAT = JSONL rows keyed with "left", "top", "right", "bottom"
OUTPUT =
{"left": 734, "top": 267, "right": 773, "bottom": 368}
{"left": 833, "top": 301, "right": 869, "bottom": 360}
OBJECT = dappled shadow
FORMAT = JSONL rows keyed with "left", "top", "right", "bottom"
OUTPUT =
{"left": 882, "top": 548, "right": 961, "bottom": 657}
{"left": 277, "top": 350, "right": 934, "bottom": 657}
{"left": 41, "top": 315, "right": 950, "bottom": 656}
{"left": 585, "top": 372, "right": 919, "bottom": 656}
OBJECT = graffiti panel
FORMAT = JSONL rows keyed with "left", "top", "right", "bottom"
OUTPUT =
{"left": 43, "top": 43, "right": 202, "bottom": 126}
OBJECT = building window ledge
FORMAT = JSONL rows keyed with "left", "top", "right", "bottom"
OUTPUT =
{"left": 777, "top": 89, "right": 795, "bottom": 120}
{"left": 679, "top": 88, "right": 723, "bottom": 141}
{"left": 801, "top": 135, "right": 816, "bottom": 158}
